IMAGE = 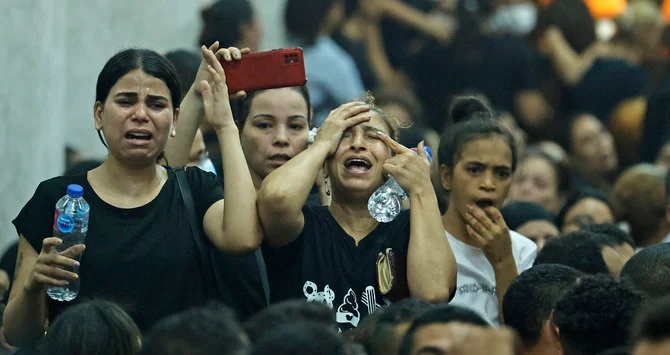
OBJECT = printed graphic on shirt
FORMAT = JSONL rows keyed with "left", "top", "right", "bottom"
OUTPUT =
{"left": 302, "top": 281, "right": 382, "bottom": 330}
{"left": 457, "top": 283, "right": 497, "bottom": 295}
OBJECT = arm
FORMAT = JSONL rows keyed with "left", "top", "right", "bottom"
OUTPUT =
{"left": 4, "top": 237, "right": 82, "bottom": 346}
{"left": 198, "top": 47, "right": 261, "bottom": 254}
{"left": 164, "top": 43, "right": 248, "bottom": 167}
{"left": 258, "top": 102, "right": 373, "bottom": 246}
{"left": 380, "top": 138, "right": 456, "bottom": 302}
{"left": 544, "top": 27, "right": 605, "bottom": 87}
{"left": 384, "top": 0, "right": 453, "bottom": 43}
{"left": 363, "top": 20, "right": 410, "bottom": 90}
{"left": 492, "top": 258, "right": 518, "bottom": 324}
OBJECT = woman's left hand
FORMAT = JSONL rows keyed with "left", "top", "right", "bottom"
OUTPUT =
{"left": 199, "top": 45, "right": 237, "bottom": 131}
{"left": 463, "top": 205, "right": 514, "bottom": 266}
{"left": 378, "top": 134, "right": 432, "bottom": 196}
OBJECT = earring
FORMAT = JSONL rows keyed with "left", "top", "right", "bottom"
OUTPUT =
{"left": 171, "top": 128, "right": 176, "bottom": 137}
{"left": 324, "top": 177, "right": 331, "bottom": 196}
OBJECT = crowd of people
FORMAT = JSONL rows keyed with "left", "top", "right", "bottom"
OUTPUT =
{"left": 4, "top": 0, "right": 670, "bottom": 354}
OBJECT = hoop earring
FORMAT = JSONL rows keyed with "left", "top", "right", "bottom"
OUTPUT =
{"left": 324, "top": 177, "right": 331, "bottom": 196}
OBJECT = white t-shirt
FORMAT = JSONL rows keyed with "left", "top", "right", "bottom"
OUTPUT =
{"left": 446, "top": 230, "right": 537, "bottom": 326}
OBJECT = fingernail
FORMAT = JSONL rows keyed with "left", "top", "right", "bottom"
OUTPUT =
{"left": 377, "top": 131, "right": 387, "bottom": 137}
{"left": 467, "top": 205, "right": 473, "bottom": 211}
{"left": 225, "top": 54, "right": 231, "bottom": 61}
{"left": 73, "top": 261, "right": 80, "bottom": 267}
{"left": 72, "top": 273, "right": 78, "bottom": 280}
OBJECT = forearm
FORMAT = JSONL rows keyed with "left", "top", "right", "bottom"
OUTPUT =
{"left": 384, "top": 1, "right": 441, "bottom": 38}
{"left": 164, "top": 89, "right": 204, "bottom": 166}
{"left": 364, "top": 22, "right": 399, "bottom": 88}
{"left": 546, "top": 30, "right": 595, "bottom": 86}
{"left": 406, "top": 186, "right": 456, "bottom": 302}
{"left": 217, "top": 126, "right": 262, "bottom": 249}
{"left": 492, "top": 258, "right": 518, "bottom": 324}
{"left": 258, "top": 142, "right": 331, "bottom": 215}
{"left": 3, "top": 289, "right": 47, "bottom": 347}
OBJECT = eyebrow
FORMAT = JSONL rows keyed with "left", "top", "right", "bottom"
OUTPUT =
{"left": 251, "top": 114, "right": 308, "bottom": 120}
{"left": 361, "top": 125, "right": 386, "bottom": 134}
{"left": 417, "top": 346, "right": 446, "bottom": 355}
{"left": 114, "top": 92, "right": 170, "bottom": 102}
{"left": 464, "top": 161, "right": 512, "bottom": 170}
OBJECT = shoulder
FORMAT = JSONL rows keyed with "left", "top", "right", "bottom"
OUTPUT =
{"left": 510, "top": 231, "right": 537, "bottom": 265}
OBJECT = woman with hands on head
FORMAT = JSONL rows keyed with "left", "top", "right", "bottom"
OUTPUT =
{"left": 438, "top": 97, "right": 537, "bottom": 326}
{"left": 4, "top": 44, "right": 261, "bottom": 347}
{"left": 257, "top": 96, "right": 456, "bottom": 332}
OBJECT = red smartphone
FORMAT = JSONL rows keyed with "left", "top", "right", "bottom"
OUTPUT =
{"left": 221, "top": 47, "right": 307, "bottom": 94}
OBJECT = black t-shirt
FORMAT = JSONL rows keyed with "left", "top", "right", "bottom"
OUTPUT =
{"left": 13, "top": 167, "right": 226, "bottom": 331}
{"left": 641, "top": 76, "right": 670, "bottom": 162}
{"left": 262, "top": 205, "right": 411, "bottom": 332}
{"left": 332, "top": 31, "right": 378, "bottom": 91}
{"left": 567, "top": 58, "right": 650, "bottom": 121}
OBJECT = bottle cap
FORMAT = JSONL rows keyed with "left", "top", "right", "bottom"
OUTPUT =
{"left": 67, "top": 184, "right": 84, "bottom": 198}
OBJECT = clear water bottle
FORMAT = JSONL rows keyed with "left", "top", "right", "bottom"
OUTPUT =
{"left": 46, "top": 184, "right": 89, "bottom": 302}
{"left": 368, "top": 146, "right": 433, "bottom": 223}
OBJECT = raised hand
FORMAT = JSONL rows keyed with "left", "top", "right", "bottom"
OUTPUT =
{"left": 377, "top": 136, "right": 432, "bottom": 196}
{"left": 24, "top": 237, "right": 84, "bottom": 293}
{"left": 463, "top": 205, "right": 514, "bottom": 265}
{"left": 313, "top": 102, "right": 372, "bottom": 156}
{"left": 192, "top": 42, "right": 249, "bottom": 100}
{"left": 199, "top": 46, "right": 237, "bottom": 131}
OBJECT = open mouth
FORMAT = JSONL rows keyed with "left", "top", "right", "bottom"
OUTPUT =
{"left": 474, "top": 198, "right": 495, "bottom": 209}
{"left": 344, "top": 158, "right": 372, "bottom": 173}
{"left": 125, "top": 132, "right": 152, "bottom": 141}
{"left": 268, "top": 154, "right": 291, "bottom": 164}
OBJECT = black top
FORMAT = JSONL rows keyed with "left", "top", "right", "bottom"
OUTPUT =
{"left": 262, "top": 205, "right": 411, "bottom": 332}
{"left": 640, "top": 76, "right": 670, "bottom": 163}
{"left": 567, "top": 58, "right": 650, "bottom": 121}
{"left": 13, "top": 167, "right": 224, "bottom": 331}
{"left": 332, "top": 31, "right": 378, "bottom": 91}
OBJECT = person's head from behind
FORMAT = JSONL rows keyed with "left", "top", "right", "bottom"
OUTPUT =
{"left": 611, "top": 163, "right": 669, "bottom": 247}
{"left": 561, "top": 112, "right": 618, "bottom": 177}
{"left": 557, "top": 188, "right": 614, "bottom": 234}
{"left": 244, "top": 299, "right": 335, "bottom": 343}
{"left": 655, "top": 139, "right": 670, "bottom": 170}
{"left": 362, "top": 298, "right": 434, "bottom": 355}
{"left": 94, "top": 49, "right": 181, "bottom": 166}
{"left": 199, "top": 0, "right": 262, "bottom": 51}
{"left": 631, "top": 295, "right": 670, "bottom": 355}
{"left": 552, "top": 274, "right": 644, "bottom": 355}
{"left": 324, "top": 95, "right": 401, "bottom": 201}
{"left": 501, "top": 201, "right": 559, "bottom": 250}
{"left": 502, "top": 264, "right": 584, "bottom": 355}
{"left": 535, "top": 230, "right": 630, "bottom": 277}
{"left": 234, "top": 86, "right": 312, "bottom": 187}
{"left": 251, "top": 321, "right": 346, "bottom": 355}
{"left": 621, "top": 243, "right": 670, "bottom": 299}
{"left": 141, "top": 302, "right": 249, "bottom": 355}
{"left": 44, "top": 299, "right": 141, "bottom": 355}
{"left": 507, "top": 147, "right": 572, "bottom": 214}
{"left": 373, "top": 88, "right": 424, "bottom": 128}
{"left": 438, "top": 104, "right": 518, "bottom": 219}
{"left": 163, "top": 49, "right": 200, "bottom": 101}
{"left": 534, "top": 0, "right": 596, "bottom": 55}
{"left": 285, "top": 0, "right": 345, "bottom": 45}
{"left": 398, "top": 304, "right": 490, "bottom": 355}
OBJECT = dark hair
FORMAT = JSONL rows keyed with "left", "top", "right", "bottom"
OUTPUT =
{"left": 373, "top": 88, "right": 425, "bottom": 126}
{"left": 533, "top": 0, "right": 596, "bottom": 54}
{"left": 631, "top": 295, "right": 670, "bottom": 344}
{"left": 95, "top": 48, "right": 181, "bottom": 150}
{"left": 553, "top": 274, "right": 644, "bottom": 355}
{"left": 582, "top": 223, "right": 635, "bottom": 249}
{"left": 666, "top": 169, "right": 670, "bottom": 206}
{"left": 251, "top": 321, "right": 346, "bottom": 355}
{"left": 164, "top": 49, "right": 201, "bottom": 100}
{"left": 556, "top": 187, "right": 612, "bottom": 231}
{"left": 621, "top": 243, "right": 670, "bottom": 298}
{"left": 43, "top": 300, "right": 141, "bottom": 355}
{"left": 398, "top": 304, "right": 489, "bottom": 355}
{"left": 363, "top": 299, "right": 434, "bottom": 355}
{"left": 243, "top": 299, "right": 335, "bottom": 343}
{"left": 438, "top": 117, "right": 518, "bottom": 177}
{"left": 521, "top": 146, "right": 574, "bottom": 195}
{"left": 534, "top": 231, "right": 610, "bottom": 275}
{"left": 141, "top": 302, "right": 249, "bottom": 355}
{"left": 502, "top": 264, "right": 584, "bottom": 348}
{"left": 500, "top": 201, "right": 556, "bottom": 231}
{"left": 233, "top": 86, "right": 312, "bottom": 129}
{"left": 447, "top": 95, "right": 494, "bottom": 125}
{"left": 451, "top": 0, "right": 496, "bottom": 68}
{"left": 199, "top": 0, "right": 255, "bottom": 48}
{"left": 285, "top": 0, "right": 339, "bottom": 45}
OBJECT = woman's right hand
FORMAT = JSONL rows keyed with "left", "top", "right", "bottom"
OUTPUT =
{"left": 313, "top": 102, "right": 372, "bottom": 156}
{"left": 24, "top": 237, "right": 84, "bottom": 293}
{"left": 190, "top": 42, "right": 249, "bottom": 100}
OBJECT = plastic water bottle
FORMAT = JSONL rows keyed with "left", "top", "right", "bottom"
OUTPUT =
{"left": 46, "top": 184, "right": 89, "bottom": 302}
{"left": 368, "top": 146, "right": 433, "bottom": 223}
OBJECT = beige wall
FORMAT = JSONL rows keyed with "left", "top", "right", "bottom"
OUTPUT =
{"left": 0, "top": 0, "right": 287, "bottom": 255}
